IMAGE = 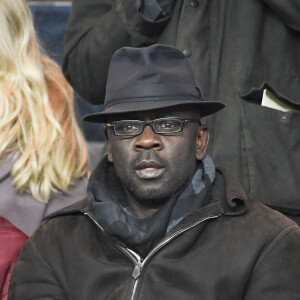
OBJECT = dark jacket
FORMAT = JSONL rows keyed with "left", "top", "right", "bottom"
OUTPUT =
{"left": 62, "top": 0, "right": 300, "bottom": 223}
{"left": 8, "top": 170, "right": 300, "bottom": 299}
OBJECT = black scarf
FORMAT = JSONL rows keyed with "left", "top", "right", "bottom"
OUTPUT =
{"left": 88, "top": 155, "right": 215, "bottom": 258}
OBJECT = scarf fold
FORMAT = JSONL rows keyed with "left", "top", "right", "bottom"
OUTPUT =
{"left": 88, "top": 155, "right": 215, "bottom": 258}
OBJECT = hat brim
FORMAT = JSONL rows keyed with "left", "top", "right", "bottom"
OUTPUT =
{"left": 83, "top": 99, "right": 225, "bottom": 123}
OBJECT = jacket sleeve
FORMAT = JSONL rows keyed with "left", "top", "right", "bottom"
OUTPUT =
{"left": 243, "top": 225, "right": 300, "bottom": 299}
{"left": 62, "top": 0, "right": 170, "bottom": 104}
{"left": 260, "top": 0, "right": 300, "bottom": 32}
{"left": 8, "top": 238, "right": 65, "bottom": 300}
{"left": 0, "top": 217, "right": 28, "bottom": 300}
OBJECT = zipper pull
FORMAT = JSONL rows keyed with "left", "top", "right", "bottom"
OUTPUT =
{"left": 132, "top": 260, "right": 142, "bottom": 279}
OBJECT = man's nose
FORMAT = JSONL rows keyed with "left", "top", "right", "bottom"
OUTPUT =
{"left": 134, "top": 125, "right": 163, "bottom": 151}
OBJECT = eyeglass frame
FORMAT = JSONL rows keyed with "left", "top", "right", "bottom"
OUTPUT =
{"left": 106, "top": 117, "right": 201, "bottom": 137}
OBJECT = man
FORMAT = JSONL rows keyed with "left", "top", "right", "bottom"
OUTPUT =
{"left": 9, "top": 45, "right": 300, "bottom": 299}
{"left": 62, "top": 0, "right": 300, "bottom": 224}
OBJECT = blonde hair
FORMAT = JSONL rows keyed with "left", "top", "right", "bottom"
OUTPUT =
{"left": 0, "top": 0, "right": 89, "bottom": 202}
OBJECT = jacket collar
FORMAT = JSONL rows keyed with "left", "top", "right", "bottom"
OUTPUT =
{"left": 216, "top": 167, "right": 249, "bottom": 216}
{"left": 164, "top": 166, "right": 248, "bottom": 234}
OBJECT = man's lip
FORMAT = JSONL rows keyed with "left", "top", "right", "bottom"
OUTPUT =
{"left": 135, "top": 160, "right": 164, "bottom": 170}
{"left": 135, "top": 160, "right": 164, "bottom": 179}
{"left": 135, "top": 168, "right": 164, "bottom": 179}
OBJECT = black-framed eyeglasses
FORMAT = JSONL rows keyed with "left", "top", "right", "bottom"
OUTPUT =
{"left": 106, "top": 117, "right": 200, "bottom": 137}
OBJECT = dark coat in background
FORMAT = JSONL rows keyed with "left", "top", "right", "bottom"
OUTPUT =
{"left": 63, "top": 0, "right": 300, "bottom": 223}
{"left": 8, "top": 166, "right": 300, "bottom": 299}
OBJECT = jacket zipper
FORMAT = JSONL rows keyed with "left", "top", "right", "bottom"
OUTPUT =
{"left": 84, "top": 211, "right": 138, "bottom": 262}
{"left": 84, "top": 211, "right": 221, "bottom": 300}
{"left": 84, "top": 211, "right": 141, "bottom": 300}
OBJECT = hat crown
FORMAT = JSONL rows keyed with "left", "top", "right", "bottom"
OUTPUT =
{"left": 106, "top": 44, "right": 197, "bottom": 98}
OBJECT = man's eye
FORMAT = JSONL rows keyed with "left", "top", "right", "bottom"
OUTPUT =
{"left": 157, "top": 120, "right": 178, "bottom": 131}
{"left": 120, "top": 124, "right": 139, "bottom": 133}
{"left": 161, "top": 122, "right": 175, "bottom": 128}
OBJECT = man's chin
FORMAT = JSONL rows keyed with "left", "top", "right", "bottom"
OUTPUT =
{"left": 127, "top": 185, "right": 173, "bottom": 207}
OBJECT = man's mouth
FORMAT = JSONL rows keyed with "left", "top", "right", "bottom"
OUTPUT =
{"left": 135, "top": 161, "right": 164, "bottom": 179}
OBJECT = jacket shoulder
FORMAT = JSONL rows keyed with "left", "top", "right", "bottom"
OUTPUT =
{"left": 43, "top": 198, "right": 89, "bottom": 221}
{"left": 29, "top": 198, "right": 93, "bottom": 253}
{"left": 228, "top": 198, "right": 300, "bottom": 253}
{"left": 248, "top": 199, "right": 298, "bottom": 230}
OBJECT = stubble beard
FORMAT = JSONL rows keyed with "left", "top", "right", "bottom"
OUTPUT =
{"left": 113, "top": 150, "right": 196, "bottom": 209}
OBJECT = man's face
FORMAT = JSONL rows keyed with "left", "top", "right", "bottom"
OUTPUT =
{"left": 106, "top": 107, "right": 208, "bottom": 210}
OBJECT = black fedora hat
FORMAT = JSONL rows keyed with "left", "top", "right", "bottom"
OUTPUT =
{"left": 83, "top": 44, "right": 225, "bottom": 123}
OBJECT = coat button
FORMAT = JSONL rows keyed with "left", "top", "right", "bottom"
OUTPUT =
{"left": 190, "top": 0, "right": 199, "bottom": 8}
{"left": 183, "top": 49, "right": 192, "bottom": 57}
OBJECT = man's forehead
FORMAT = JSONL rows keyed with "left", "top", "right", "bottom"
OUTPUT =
{"left": 107, "top": 106, "right": 201, "bottom": 121}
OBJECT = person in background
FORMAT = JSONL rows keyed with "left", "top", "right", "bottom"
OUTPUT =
{"left": 0, "top": 0, "right": 89, "bottom": 298}
{"left": 62, "top": 0, "right": 300, "bottom": 224}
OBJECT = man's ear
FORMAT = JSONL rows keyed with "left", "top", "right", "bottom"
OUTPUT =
{"left": 105, "top": 128, "right": 113, "bottom": 163}
{"left": 196, "top": 127, "right": 209, "bottom": 161}
{"left": 107, "top": 142, "right": 113, "bottom": 163}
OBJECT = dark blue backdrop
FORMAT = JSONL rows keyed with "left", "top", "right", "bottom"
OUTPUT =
{"left": 29, "top": 2, "right": 104, "bottom": 141}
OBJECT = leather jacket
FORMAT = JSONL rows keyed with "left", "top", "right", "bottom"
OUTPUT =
{"left": 9, "top": 170, "right": 300, "bottom": 299}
